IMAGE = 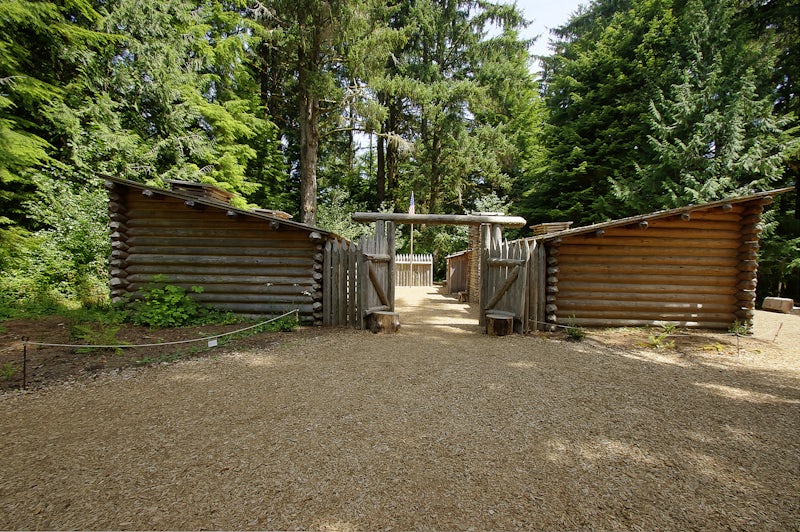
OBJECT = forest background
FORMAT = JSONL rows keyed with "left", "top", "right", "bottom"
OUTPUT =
{"left": 0, "top": 0, "right": 797, "bottom": 318}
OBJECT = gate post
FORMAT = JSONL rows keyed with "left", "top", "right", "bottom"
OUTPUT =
{"left": 479, "top": 223, "right": 491, "bottom": 326}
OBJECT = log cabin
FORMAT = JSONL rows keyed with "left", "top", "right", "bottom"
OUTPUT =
{"left": 105, "top": 177, "right": 334, "bottom": 325}
{"left": 527, "top": 187, "right": 794, "bottom": 330}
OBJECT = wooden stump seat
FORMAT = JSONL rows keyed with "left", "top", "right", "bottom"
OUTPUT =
{"left": 486, "top": 311, "right": 514, "bottom": 336}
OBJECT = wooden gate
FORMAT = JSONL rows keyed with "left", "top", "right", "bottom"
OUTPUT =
{"left": 480, "top": 226, "right": 530, "bottom": 333}
{"left": 323, "top": 220, "right": 395, "bottom": 329}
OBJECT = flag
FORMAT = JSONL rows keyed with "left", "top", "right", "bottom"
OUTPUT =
{"left": 409, "top": 191, "right": 415, "bottom": 215}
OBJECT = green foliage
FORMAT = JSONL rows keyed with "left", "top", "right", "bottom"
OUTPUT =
{"left": 647, "top": 324, "right": 678, "bottom": 349}
{"left": 565, "top": 316, "right": 586, "bottom": 342}
{"left": 262, "top": 315, "right": 299, "bottom": 333}
{"left": 728, "top": 321, "right": 753, "bottom": 336}
{"left": 758, "top": 192, "right": 800, "bottom": 302}
{"left": 0, "top": 362, "right": 19, "bottom": 381}
{"left": 0, "top": 177, "right": 110, "bottom": 313}
{"left": 130, "top": 276, "right": 214, "bottom": 328}
{"left": 70, "top": 322, "right": 127, "bottom": 354}
{"left": 316, "top": 186, "right": 371, "bottom": 241}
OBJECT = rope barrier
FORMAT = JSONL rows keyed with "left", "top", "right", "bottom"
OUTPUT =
{"left": 22, "top": 309, "right": 300, "bottom": 349}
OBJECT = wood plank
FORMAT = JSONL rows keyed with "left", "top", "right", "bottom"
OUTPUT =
{"left": 484, "top": 265, "right": 520, "bottom": 311}
{"left": 323, "top": 239, "right": 333, "bottom": 327}
{"left": 556, "top": 252, "right": 739, "bottom": 268}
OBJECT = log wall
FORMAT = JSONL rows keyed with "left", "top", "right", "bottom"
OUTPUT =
{"left": 107, "top": 182, "right": 323, "bottom": 324}
{"left": 551, "top": 202, "right": 765, "bottom": 329}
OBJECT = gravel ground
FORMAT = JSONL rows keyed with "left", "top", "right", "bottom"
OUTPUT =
{"left": 1, "top": 286, "right": 798, "bottom": 530}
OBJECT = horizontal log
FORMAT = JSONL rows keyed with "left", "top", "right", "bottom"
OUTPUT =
{"left": 567, "top": 237, "right": 740, "bottom": 251}
{"left": 735, "top": 309, "right": 755, "bottom": 320}
{"left": 601, "top": 227, "right": 741, "bottom": 240}
{"left": 126, "top": 272, "right": 316, "bottom": 285}
{"left": 109, "top": 212, "right": 128, "bottom": 223}
{"left": 558, "top": 281, "right": 736, "bottom": 296}
{"left": 109, "top": 259, "right": 127, "bottom": 268}
{"left": 558, "top": 309, "right": 736, "bottom": 321}
{"left": 109, "top": 268, "right": 128, "bottom": 279}
{"left": 127, "top": 226, "right": 313, "bottom": 242}
{"left": 127, "top": 254, "right": 313, "bottom": 267}
{"left": 558, "top": 272, "right": 736, "bottom": 287}
{"left": 557, "top": 252, "right": 739, "bottom": 269}
{"left": 111, "top": 241, "right": 129, "bottom": 251}
{"left": 558, "top": 244, "right": 737, "bottom": 258}
{"left": 127, "top": 239, "right": 312, "bottom": 252}
{"left": 547, "top": 256, "right": 559, "bottom": 265}
{"left": 108, "top": 201, "right": 126, "bottom": 213}
{"left": 558, "top": 263, "right": 738, "bottom": 277}
{"left": 738, "top": 251, "right": 758, "bottom": 261}
{"left": 193, "top": 293, "right": 313, "bottom": 305}
{"left": 111, "top": 250, "right": 129, "bottom": 260}
{"left": 737, "top": 271, "right": 757, "bottom": 281}
{"left": 351, "top": 212, "right": 527, "bottom": 228}
{"left": 736, "top": 290, "right": 756, "bottom": 301}
{"left": 193, "top": 302, "right": 315, "bottom": 316}
{"left": 559, "top": 317, "right": 735, "bottom": 329}
{"left": 556, "top": 290, "right": 737, "bottom": 305}
{"left": 557, "top": 299, "right": 735, "bottom": 313}
{"left": 738, "top": 241, "right": 759, "bottom": 252}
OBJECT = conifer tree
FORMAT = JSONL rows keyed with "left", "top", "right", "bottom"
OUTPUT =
{"left": 615, "top": 0, "right": 788, "bottom": 209}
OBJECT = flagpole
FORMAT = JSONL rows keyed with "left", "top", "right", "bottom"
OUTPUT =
{"left": 409, "top": 192, "right": 414, "bottom": 286}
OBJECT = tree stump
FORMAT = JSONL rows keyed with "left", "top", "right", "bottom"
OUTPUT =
{"left": 486, "top": 311, "right": 514, "bottom": 336}
{"left": 369, "top": 311, "right": 400, "bottom": 334}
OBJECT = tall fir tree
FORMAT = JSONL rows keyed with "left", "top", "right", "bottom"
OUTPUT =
{"left": 614, "top": 0, "right": 788, "bottom": 209}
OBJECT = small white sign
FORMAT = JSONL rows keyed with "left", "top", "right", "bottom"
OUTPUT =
{"left": 208, "top": 339, "right": 218, "bottom": 348}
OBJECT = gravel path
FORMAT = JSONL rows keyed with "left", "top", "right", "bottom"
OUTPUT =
{"left": 1, "top": 286, "right": 798, "bottom": 530}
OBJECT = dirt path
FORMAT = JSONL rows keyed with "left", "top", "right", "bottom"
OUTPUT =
{"left": 1, "top": 287, "right": 798, "bottom": 530}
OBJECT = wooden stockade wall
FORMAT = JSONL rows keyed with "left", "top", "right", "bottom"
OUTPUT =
{"left": 106, "top": 179, "right": 327, "bottom": 325}
{"left": 323, "top": 221, "right": 395, "bottom": 328}
{"left": 446, "top": 251, "right": 470, "bottom": 293}
{"left": 322, "top": 239, "right": 359, "bottom": 327}
{"left": 395, "top": 254, "right": 433, "bottom": 287}
{"left": 471, "top": 190, "right": 786, "bottom": 333}
{"left": 529, "top": 194, "right": 779, "bottom": 330}
{"left": 480, "top": 232, "right": 530, "bottom": 333}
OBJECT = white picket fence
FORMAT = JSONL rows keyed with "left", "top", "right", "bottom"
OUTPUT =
{"left": 395, "top": 254, "right": 433, "bottom": 287}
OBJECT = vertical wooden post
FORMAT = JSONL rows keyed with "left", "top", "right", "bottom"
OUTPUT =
{"left": 387, "top": 221, "right": 396, "bottom": 312}
{"left": 479, "top": 223, "right": 491, "bottom": 326}
{"left": 323, "top": 240, "right": 332, "bottom": 326}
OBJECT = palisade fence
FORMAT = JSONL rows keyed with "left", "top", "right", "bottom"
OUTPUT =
{"left": 322, "top": 238, "right": 360, "bottom": 327}
{"left": 480, "top": 239, "right": 530, "bottom": 332}
{"left": 323, "top": 221, "right": 395, "bottom": 328}
{"left": 395, "top": 254, "right": 433, "bottom": 287}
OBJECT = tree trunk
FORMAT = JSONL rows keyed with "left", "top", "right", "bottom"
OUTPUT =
{"left": 298, "top": 63, "right": 319, "bottom": 226}
{"left": 377, "top": 126, "right": 385, "bottom": 206}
